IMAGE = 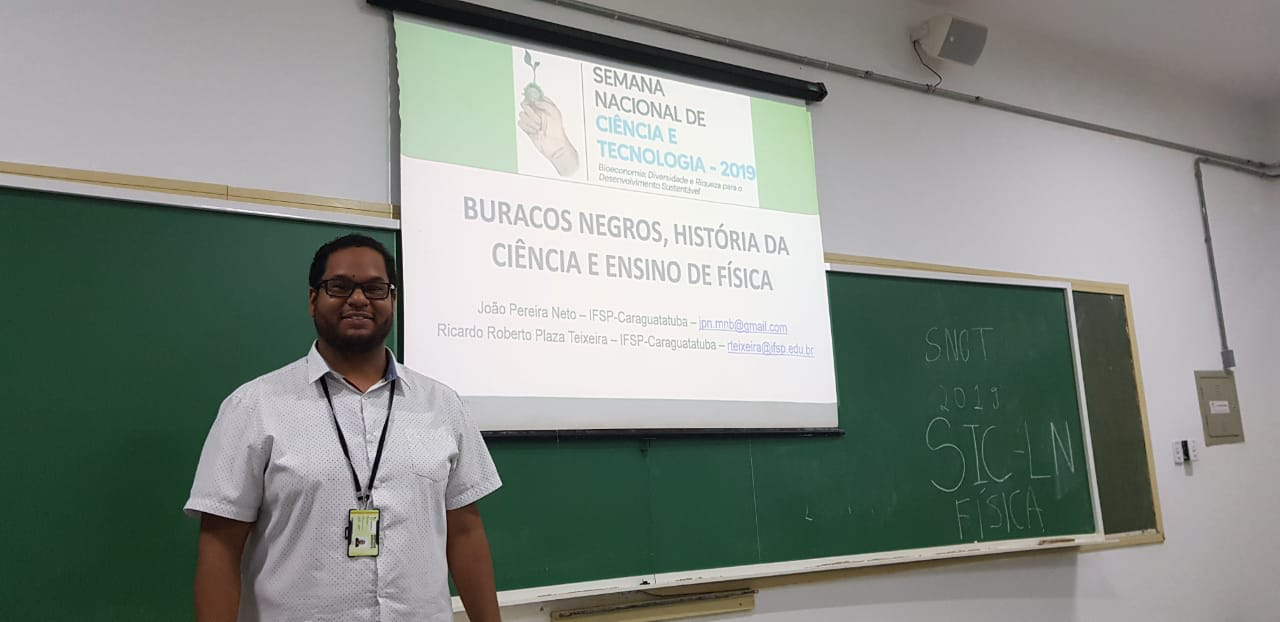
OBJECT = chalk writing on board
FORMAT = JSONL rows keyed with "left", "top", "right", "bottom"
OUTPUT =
{"left": 922, "top": 324, "right": 1077, "bottom": 542}
{"left": 923, "top": 326, "right": 995, "bottom": 363}
{"left": 935, "top": 384, "right": 1001, "bottom": 412}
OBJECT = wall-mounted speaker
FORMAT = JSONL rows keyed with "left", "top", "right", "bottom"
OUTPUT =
{"left": 912, "top": 15, "right": 988, "bottom": 66}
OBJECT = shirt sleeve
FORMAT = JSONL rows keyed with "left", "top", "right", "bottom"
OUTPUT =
{"left": 444, "top": 391, "right": 502, "bottom": 510}
{"left": 183, "top": 390, "right": 269, "bottom": 521}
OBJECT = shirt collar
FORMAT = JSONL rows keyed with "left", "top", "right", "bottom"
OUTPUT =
{"left": 306, "top": 342, "right": 405, "bottom": 388}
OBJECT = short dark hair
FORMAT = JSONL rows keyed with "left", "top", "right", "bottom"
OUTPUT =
{"left": 309, "top": 234, "right": 398, "bottom": 288}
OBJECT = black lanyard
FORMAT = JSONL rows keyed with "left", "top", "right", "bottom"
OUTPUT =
{"left": 321, "top": 377, "right": 397, "bottom": 507}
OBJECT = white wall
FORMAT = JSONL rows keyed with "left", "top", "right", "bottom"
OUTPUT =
{"left": 1270, "top": 104, "right": 1280, "bottom": 155}
{"left": 2, "top": 1, "right": 1276, "bottom": 619}
{"left": 0, "top": 0, "right": 393, "bottom": 203}
{"left": 491, "top": 0, "right": 1274, "bottom": 160}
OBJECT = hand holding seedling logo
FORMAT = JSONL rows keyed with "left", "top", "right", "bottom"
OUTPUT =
{"left": 518, "top": 50, "right": 579, "bottom": 176}
{"left": 522, "top": 50, "right": 544, "bottom": 103}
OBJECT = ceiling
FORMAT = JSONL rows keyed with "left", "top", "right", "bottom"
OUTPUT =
{"left": 923, "top": 0, "right": 1280, "bottom": 104}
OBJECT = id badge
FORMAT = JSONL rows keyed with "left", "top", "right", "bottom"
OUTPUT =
{"left": 346, "top": 509, "right": 381, "bottom": 557}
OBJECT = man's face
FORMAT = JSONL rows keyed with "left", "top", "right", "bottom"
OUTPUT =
{"left": 309, "top": 247, "right": 396, "bottom": 354}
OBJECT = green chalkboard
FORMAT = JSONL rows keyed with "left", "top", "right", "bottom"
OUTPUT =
{"left": 0, "top": 184, "right": 1151, "bottom": 616}
{"left": 479, "top": 269, "right": 1104, "bottom": 591}
{"left": 0, "top": 186, "right": 397, "bottom": 620}
{"left": 1074, "top": 291, "right": 1158, "bottom": 535}
{"left": 481, "top": 437, "right": 653, "bottom": 588}
{"left": 656, "top": 271, "right": 1098, "bottom": 568}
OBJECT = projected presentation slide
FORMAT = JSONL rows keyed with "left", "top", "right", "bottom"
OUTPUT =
{"left": 395, "top": 17, "right": 837, "bottom": 431}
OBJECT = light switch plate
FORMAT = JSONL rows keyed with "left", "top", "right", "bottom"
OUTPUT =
{"left": 1172, "top": 439, "right": 1200, "bottom": 464}
{"left": 1195, "top": 371, "right": 1244, "bottom": 446}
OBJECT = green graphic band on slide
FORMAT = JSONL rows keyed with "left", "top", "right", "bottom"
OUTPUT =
{"left": 751, "top": 97, "right": 820, "bottom": 215}
{"left": 396, "top": 20, "right": 518, "bottom": 172}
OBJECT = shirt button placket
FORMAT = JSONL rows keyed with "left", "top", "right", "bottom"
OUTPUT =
{"left": 362, "top": 396, "right": 378, "bottom": 460}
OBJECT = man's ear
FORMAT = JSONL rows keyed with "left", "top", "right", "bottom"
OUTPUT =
{"left": 308, "top": 288, "right": 318, "bottom": 317}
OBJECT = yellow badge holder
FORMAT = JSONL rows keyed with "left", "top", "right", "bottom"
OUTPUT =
{"left": 347, "top": 509, "right": 381, "bottom": 557}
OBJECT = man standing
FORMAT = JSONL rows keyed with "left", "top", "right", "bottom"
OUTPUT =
{"left": 186, "top": 234, "right": 502, "bottom": 621}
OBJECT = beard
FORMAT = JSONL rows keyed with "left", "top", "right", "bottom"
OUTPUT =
{"left": 313, "top": 313, "right": 394, "bottom": 354}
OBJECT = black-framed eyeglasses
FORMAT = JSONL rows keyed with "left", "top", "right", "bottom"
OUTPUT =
{"left": 315, "top": 279, "right": 396, "bottom": 300}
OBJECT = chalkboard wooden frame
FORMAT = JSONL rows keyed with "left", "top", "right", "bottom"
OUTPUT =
{"left": 477, "top": 256, "right": 1160, "bottom": 609}
{"left": 1072, "top": 280, "right": 1166, "bottom": 549}
{"left": 0, "top": 166, "right": 1165, "bottom": 614}
{"left": 827, "top": 254, "right": 1165, "bottom": 552}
